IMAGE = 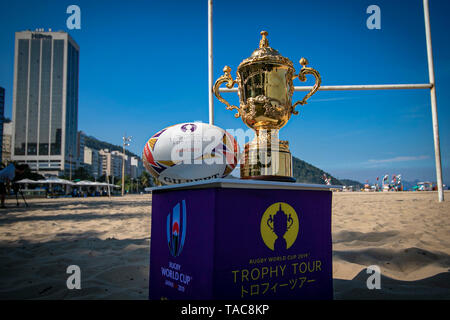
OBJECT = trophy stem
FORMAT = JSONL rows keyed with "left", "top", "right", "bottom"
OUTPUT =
{"left": 240, "top": 129, "right": 295, "bottom": 182}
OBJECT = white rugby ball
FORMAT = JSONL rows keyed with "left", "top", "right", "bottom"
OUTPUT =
{"left": 142, "top": 123, "right": 239, "bottom": 185}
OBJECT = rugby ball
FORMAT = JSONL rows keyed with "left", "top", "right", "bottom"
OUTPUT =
{"left": 142, "top": 123, "right": 239, "bottom": 185}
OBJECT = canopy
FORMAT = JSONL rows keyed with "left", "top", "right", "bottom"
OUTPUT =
{"left": 15, "top": 178, "right": 40, "bottom": 184}
{"left": 74, "top": 181, "right": 119, "bottom": 188}
{"left": 75, "top": 180, "right": 98, "bottom": 186}
{"left": 44, "top": 177, "right": 74, "bottom": 185}
{"left": 15, "top": 178, "right": 72, "bottom": 185}
{"left": 15, "top": 177, "right": 119, "bottom": 188}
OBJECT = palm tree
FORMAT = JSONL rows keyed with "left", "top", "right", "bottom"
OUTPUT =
{"left": 140, "top": 171, "right": 150, "bottom": 188}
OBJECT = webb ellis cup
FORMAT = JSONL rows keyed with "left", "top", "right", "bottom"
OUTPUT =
{"left": 213, "top": 31, "right": 321, "bottom": 182}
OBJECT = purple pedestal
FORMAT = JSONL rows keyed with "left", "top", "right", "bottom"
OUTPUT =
{"left": 149, "top": 179, "right": 333, "bottom": 300}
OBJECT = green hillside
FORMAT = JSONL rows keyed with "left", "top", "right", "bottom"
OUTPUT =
{"left": 292, "top": 156, "right": 342, "bottom": 185}
{"left": 84, "top": 135, "right": 139, "bottom": 158}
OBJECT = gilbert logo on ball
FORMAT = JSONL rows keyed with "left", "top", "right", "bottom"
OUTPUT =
{"left": 143, "top": 122, "right": 240, "bottom": 185}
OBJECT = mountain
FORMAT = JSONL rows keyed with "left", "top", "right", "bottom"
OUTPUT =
{"left": 84, "top": 135, "right": 140, "bottom": 158}
{"left": 292, "top": 156, "right": 342, "bottom": 185}
{"left": 339, "top": 179, "right": 364, "bottom": 190}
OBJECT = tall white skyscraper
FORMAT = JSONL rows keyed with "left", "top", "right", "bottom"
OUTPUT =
{"left": 11, "top": 29, "right": 79, "bottom": 175}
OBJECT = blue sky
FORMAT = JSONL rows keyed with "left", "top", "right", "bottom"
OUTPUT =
{"left": 0, "top": 0, "right": 449, "bottom": 184}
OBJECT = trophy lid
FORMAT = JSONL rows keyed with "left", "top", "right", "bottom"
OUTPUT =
{"left": 238, "top": 31, "right": 294, "bottom": 70}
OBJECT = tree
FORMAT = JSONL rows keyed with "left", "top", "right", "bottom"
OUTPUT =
{"left": 117, "top": 175, "right": 132, "bottom": 193}
{"left": 139, "top": 171, "right": 154, "bottom": 188}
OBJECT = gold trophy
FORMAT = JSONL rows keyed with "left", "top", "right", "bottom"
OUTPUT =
{"left": 213, "top": 31, "right": 321, "bottom": 182}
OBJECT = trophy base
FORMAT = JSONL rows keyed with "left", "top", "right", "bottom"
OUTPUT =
{"left": 241, "top": 175, "right": 297, "bottom": 183}
{"left": 240, "top": 139, "right": 294, "bottom": 182}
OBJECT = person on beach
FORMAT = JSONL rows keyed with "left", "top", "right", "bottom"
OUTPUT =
{"left": 0, "top": 163, "right": 28, "bottom": 208}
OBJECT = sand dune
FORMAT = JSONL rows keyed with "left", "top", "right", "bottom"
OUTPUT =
{"left": 0, "top": 191, "right": 449, "bottom": 299}
{"left": 332, "top": 191, "right": 450, "bottom": 299}
{"left": 334, "top": 270, "right": 450, "bottom": 299}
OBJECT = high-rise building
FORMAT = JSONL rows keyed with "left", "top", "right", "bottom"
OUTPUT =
{"left": 130, "top": 156, "right": 143, "bottom": 179}
{"left": 2, "top": 121, "right": 13, "bottom": 164}
{"left": 111, "top": 150, "right": 124, "bottom": 178}
{"left": 99, "top": 149, "right": 113, "bottom": 177}
{"left": 76, "top": 130, "right": 85, "bottom": 167}
{"left": 11, "top": 29, "right": 79, "bottom": 175}
{"left": 0, "top": 87, "right": 5, "bottom": 162}
{"left": 84, "top": 146, "right": 101, "bottom": 179}
{"left": 98, "top": 149, "right": 126, "bottom": 178}
{"left": 124, "top": 153, "right": 131, "bottom": 177}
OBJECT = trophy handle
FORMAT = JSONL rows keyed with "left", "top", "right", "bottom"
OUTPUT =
{"left": 267, "top": 215, "right": 274, "bottom": 231}
{"left": 287, "top": 214, "right": 294, "bottom": 230}
{"left": 292, "top": 58, "right": 321, "bottom": 115}
{"left": 213, "top": 66, "right": 240, "bottom": 118}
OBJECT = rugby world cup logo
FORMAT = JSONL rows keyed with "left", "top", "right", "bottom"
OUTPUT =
{"left": 167, "top": 200, "right": 187, "bottom": 257}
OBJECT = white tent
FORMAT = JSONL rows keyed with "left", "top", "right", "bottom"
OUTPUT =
{"left": 101, "top": 182, "right": 120, "bottom": 188}
{"left": 75, "top": 180, "right": 97, "bottom": 186}
{"left": 15, "top": 178, "right": 39, "bottom": 184}
{"left": 45, "top": 177, "right": 74, "bottom": 185}
{"left": 74, "top": 181, "right": 119, "bottom": 188}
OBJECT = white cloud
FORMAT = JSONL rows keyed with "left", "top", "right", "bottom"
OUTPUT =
{"left": 367, "top": 155, "right": 430, "bottom": 164}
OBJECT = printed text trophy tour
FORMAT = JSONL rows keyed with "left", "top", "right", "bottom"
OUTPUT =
{"left": 213, "top": 31, "right": 321, "bottom": 182}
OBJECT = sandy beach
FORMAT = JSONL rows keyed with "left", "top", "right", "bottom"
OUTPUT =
{"left": 332, "top": 191, "right": 450, "bottom": 299}
{"left": 0, "top": 195, "right": 152, "bottom": 299}
{"left": 0, "top": 191, "right": 449, "bottom": 300}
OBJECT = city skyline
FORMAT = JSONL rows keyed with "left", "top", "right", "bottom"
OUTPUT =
{"left": 84, "top": 144, "right": 143, "bottom": 181}
{"left": 0, "top": 0, "right": 449, "bottom": 184}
